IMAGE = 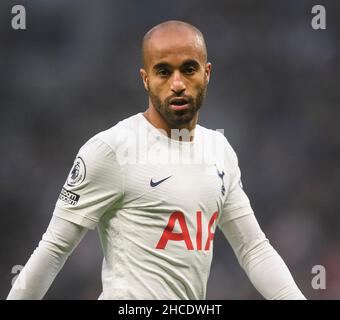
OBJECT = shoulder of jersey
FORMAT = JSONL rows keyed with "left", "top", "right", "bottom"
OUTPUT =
{"left": 91, "top": 113, "right": 141, "bottom": 152}
{"left": 197, "top": 124, "right": 229, "bottom": 146}
{"left": 197, "top": 124, "right": 237, "bottom": 164}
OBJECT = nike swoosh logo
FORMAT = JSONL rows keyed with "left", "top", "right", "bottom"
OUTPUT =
{"left": 150, "top": 175, "right": 172, "bottom": 187}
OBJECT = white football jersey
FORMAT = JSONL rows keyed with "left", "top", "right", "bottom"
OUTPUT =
{"left": 54, "top": 112, "right": 253, "bottom": 299}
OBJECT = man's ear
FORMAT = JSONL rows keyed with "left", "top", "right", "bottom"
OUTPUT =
{"left": 140, "top": 68, "right": 149, "bottom": 91}
{"left": 205, "top": 62, "right": 212, "bottom": 84}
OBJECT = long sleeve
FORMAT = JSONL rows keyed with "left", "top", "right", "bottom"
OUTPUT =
{"left": 219, "top": 213, "right": 306, "bottom": 300}
{"left": 7, "top": 215, "right": 88, "bottom": 300}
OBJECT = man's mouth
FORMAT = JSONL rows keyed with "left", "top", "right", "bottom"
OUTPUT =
{"left": 169, "top": 98, "right": 190, "bottom": 111}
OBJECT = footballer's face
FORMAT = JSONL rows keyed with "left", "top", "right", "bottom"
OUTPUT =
{"left": 140, "top": 28, "right": 211, "bottom": 128}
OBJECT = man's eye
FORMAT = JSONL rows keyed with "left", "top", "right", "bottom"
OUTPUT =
{"left": 183, "top": 67, "right": 196, "bottom": 75}
{"left": 157, "top": 69, "right": 170, "bottom": 76}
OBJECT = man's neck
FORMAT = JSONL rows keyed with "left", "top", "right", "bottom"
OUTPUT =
{"left": 143, "top": 105, "right": 198, "bottom": 142}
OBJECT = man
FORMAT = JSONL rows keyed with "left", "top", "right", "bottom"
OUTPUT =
{"left": 7, "top": 20, "right": 305, "bottom": 300}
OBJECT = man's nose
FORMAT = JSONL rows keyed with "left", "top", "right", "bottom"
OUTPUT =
{"left": 170, "top": 71, "right": 186, "bottom": 95}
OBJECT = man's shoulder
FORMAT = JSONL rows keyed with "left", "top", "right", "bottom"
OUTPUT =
{"left": 197, "top": 123, "right": 238, "bottom": 163}
{"left": 100, "top": 112, "right": 141, "bottom": 137}
{"left": 83, "top": 113, "right": 142, "bottom": 152}
{"left": 196, "top": 124, "right": 231, "bottom": 147}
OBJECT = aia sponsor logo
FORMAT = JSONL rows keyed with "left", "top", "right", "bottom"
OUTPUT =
{"left": 156, "top": 211, "right": 219, "bottom": 250}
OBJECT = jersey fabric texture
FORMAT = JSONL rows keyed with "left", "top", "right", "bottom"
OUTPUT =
{"left": 54, "top": 113, "right": 254, "bottom": 299}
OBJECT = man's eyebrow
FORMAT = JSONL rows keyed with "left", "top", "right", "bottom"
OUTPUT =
{"left": 152, "top": 59, "right": 201, "bottom": 72}
{"left": 152, "top": 62, "right": 172, "bottom": 71}
{"left": 181, "top": 59, "right": 200, "bottom": 68}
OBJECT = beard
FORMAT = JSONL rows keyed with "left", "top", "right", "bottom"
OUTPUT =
{"left": 149, "top": 84, "right": 207, "bottom": 128}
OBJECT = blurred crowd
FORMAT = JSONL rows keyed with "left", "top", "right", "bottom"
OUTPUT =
{"left": 0, "top": 0, "right": 339, "bottom": 299}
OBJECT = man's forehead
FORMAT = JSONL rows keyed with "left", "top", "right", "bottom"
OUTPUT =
{"left": 150, "top": 42, "right": 203, "bottom": 64}
{"left": 144, "top": 30, "right": 205, "bottom": 66}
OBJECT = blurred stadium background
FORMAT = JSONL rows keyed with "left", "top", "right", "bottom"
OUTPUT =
{"left": 0, "top": 0, "right": 339, "bottom": 299}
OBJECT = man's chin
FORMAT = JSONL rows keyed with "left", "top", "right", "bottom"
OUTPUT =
{"left": 165, "top": 108, "right": 197, "bottom": 127}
